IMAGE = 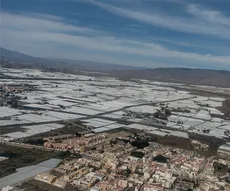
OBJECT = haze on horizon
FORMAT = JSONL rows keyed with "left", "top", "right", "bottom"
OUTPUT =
{"left": 1, "top": 0, "right": 230, "bottom": 70}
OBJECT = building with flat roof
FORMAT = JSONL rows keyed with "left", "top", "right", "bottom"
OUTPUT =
{"left": 35, "top": 173, "right": 56, "bottom": 184}
{"left": 53, "top": 178, "right": 67, "bottom": 189}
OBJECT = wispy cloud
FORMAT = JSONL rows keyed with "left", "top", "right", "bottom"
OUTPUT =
{"left": 1, "top": 12, "right": 96, "bottom": 34}
{"left": 1, "top": 11, "right": 230, "bottom": 69}
{"left": 88, "top": 0, "right": 230, "bottom": 39}
{"left": 186, "top": 4, "right": 230, "bottom": 26}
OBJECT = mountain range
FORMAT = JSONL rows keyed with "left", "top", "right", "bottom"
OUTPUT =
{"left": 0, "top": 47, "right": 142, "bottom": 71}
{"left": 1, "top": 47, "right": 230, "bottom": 87}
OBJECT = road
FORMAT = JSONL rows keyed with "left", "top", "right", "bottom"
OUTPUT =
{"left": 3, "top": 141, "right": 55, "bottom": 151}
{"left": 198, "top": 156, "right": 215, "bottom": 174}
{"left": 96, "top": 96, "right": 197, "bottom": 117}
{"left": 189, "top": 137, "right": 197, "bottom": 156}
{"left": 1, "top": 96, "right": 196, "bottom": 129}
{"left": 1, "top": 96, "right": 196, "bottom": 149}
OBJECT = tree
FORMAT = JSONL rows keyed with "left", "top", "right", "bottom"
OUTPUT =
{"left": 165, "top": 109, "right": 171, "bottom": 115}
{"left": 11, "top": 101, "right": 18, "bottom": 108}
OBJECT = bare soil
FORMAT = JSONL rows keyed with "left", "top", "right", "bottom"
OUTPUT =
{"left": 219, "top": 99, "right": 230, "bottom": 118}
{"left": 157, "top": 135, "right": 194, "bottom": 151}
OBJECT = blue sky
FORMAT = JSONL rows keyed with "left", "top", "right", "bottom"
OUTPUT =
{"left": 1, "top": 0, "right": 230, "bottom": 70}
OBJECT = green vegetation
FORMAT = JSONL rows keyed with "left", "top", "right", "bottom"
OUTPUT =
{"left": 0, "top": 144, "right": 66, "bottom": 178}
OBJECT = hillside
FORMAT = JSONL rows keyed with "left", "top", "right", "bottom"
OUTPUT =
{"left": 110, "top": 68, "right": 230, "bottom": 87}
{"left": 0, "top": 47, "right": 141, "bottom": 71}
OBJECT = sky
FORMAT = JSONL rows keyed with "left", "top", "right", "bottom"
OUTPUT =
{"left": 1, "top": 0, "right": 230, "bottom": 70}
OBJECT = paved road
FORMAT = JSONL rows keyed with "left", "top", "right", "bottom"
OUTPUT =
{"left": 96, "top": 96, "right": 197, "bottom": 117}
{"left": 3, "top": 142, "right": 54, "bottom": 151}
{"left": 189, "top": 137, "right": 197, "bottom": 156}
{"left": 1, "top": 96, "right": 195, "bottom": 129}
{"left": 199, "top": 156, "right": 215, "bottom": 174}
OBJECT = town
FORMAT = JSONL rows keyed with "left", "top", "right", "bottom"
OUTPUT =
{"left": 0, "top": 67, "right": 230, "bottom": 191}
